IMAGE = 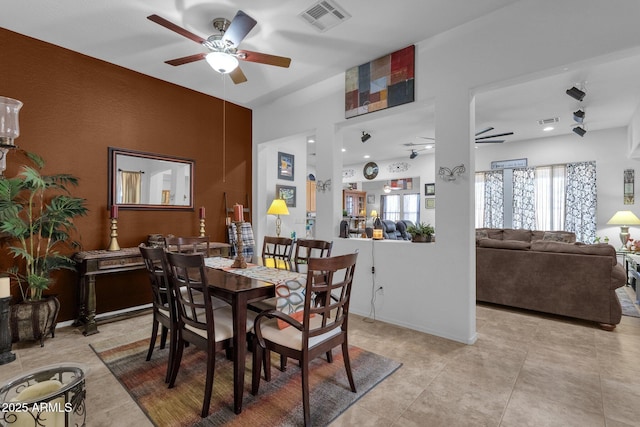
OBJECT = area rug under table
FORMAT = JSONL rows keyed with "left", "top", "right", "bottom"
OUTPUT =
{"left": 91, "top": 337, "right": 401, "bottom": 426}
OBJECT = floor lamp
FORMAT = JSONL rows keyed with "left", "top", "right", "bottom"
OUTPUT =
{"left": 267, "top": 198, "right": 289, "bottom": 237}
{"left": 606, "top": 210, "right": 640, "bottom": 249}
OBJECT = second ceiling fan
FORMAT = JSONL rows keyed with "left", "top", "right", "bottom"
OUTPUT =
{"left": 147, "top": 10, "right": 291, "bottom": 84}
{"left": 475, "top": 127, "right": 514, "bottom": 144}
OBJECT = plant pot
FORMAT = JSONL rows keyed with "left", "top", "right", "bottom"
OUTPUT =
{"left": 9, "top": 295, "right": 60, "bottom": 347}
{"left": 412, "top": 235, "right": 433, "bottom": 243}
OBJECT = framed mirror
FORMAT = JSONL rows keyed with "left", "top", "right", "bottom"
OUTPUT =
{"left": 108, "top": 147, "right": 194, "bottom": 210}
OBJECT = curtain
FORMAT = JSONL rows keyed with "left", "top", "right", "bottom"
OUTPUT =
{"left": 565, "top": 161, "right": 597, "bottom": 243}
{"left": 483, "top": 170, "right": 504, "bottom": 228}
{"left": 121, "top": 170, "right": 142, "bottom": 204}
{"left": 535, "top": 165, "right": 566, "bottom": 231}
{"left": 512, "top": 168, "right": 536, "bottom": 229}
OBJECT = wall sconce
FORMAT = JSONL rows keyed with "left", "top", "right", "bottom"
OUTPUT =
{"left": 439, "top": 164, "right": 466, "bottom": 182}
{"left": 316, "top": 179, "right": 332, "bottom": 193}
{"left": 0, "top": 96, "right": 23, "bottom": 179}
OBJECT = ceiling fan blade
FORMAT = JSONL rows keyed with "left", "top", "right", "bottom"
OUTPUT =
{"left": 229, "top": 67, "right": 248, "bottom": 84}
{"left": 222, "top": 10, "right": 257, "bottom": 47}
{"left": 475, "top": 140, "right": 505, "bottom": 144}
{"left": 475, "top": 132, "right": 514, "bottom": 141}
{"left": 165, "top": 53, "right": 207, "bottom": 66}
{"left": 237, "top": 50, "right": 291, "bottom": 68}
{"left": 418, "top": 136, "right": 436, "bottom": 140}
{"left": 147, "top": 14, "right": 206, "bottom": 44}
{"left": 475, "top": 126, "right": 494, "bottom": 136}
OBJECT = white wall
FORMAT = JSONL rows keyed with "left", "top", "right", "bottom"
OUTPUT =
{"left": 253, "top": 0, "right": 640, "bottom": 344}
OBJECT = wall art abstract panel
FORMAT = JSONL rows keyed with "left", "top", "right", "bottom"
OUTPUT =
{"left": 345, "top": 45, "right": 415, "bottom": 118}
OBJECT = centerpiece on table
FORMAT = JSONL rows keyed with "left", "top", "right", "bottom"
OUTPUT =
{"left": 0, "top": 151, "right": 88, "bottom": 346}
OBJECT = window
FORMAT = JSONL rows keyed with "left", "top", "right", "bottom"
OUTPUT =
{"left": 381, "top": 193, "right": 420, "bottom": 223}
{"left": 475, "top": 161, "right": 596, "bottom": 242}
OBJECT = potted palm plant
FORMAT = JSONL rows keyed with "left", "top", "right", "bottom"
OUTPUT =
{"left": 406, "top": 222, "right": 435, "bottom": 242}
{"left": 0, "top": 151, "right": 88, "bottom": 345}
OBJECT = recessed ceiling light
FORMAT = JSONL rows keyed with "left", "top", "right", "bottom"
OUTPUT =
{"left": 341, "top": 148, "right": 346, "bottom": 152}
{"left": 307, "top": 138, "right": 315, "bottom": 143}
{"left": 425, "top": 144, "right": 434, "bottom": 149}
{"left": 363, "top": 155, "right": 370, "bottom": 159}
{"left": 543, "top": 126, "right": 554, "bottom": 132}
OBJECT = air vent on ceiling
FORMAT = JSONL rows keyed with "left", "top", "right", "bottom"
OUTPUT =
{"left": 299, "top": 0, "right": 351, "bottom": 32}
{"left": 537, "top": 117, "right": 559, "bottom": 125}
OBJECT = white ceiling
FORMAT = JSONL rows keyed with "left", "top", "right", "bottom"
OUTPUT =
{"left": 3, "top": 0, "right": 640, "bottom": 166}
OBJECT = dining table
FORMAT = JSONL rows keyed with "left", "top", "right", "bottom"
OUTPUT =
{"left": 204, "top": 257, "right": 306, "bottom": 414}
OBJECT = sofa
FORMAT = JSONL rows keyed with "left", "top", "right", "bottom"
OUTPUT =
{"left": 476, "top": 228, "right": 626, "bottom": 329}
{"left": 381, "top": 220, "right": 413, "bottom": 240}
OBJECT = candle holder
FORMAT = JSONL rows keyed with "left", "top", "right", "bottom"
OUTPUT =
{"left": 107, "top": 218, "right": 120, "bottom": 251}
{"left": 0, "top": 296, "right": 15, "bottom": 365}
{"left": 199, "top": 218, "right": 206, "bottom": 237}
{"left": 231, "top": 221, "right": 247, "bottom": 269}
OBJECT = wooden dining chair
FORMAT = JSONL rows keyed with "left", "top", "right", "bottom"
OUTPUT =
{"left": 165, "top": 251, "right": 236, "bottom": 418}
{"left": 251, "top": 252, "right": 359, "bottom": 426}
{"left": 292, "top": 239, "right": 333, "bottom": 273}
{"left": 165, "top": 236, "right": 211, "bottom": 257}
{"left": 261, "top": 236, "right": 294, "bottom": 270}
{"left": 139, "top": 245, "right": 177, "bottom": 384}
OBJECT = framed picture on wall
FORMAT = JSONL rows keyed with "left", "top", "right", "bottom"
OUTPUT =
{"left": 278, "top": 152, "right": 295, "bottom": 181}
{"left": 276, "top": 185, "right": 296, "bottom": 207}
{"left": 426, "top": 198, "right": 435, "bottom": 209}
{"left": 367, "top": 194, "right": 375, "bottom": 204}
{"left": 425, "top": 183, "right": 435, "bottom": 196}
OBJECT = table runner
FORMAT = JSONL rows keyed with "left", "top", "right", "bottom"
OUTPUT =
{"left": 205, "top": 257, "right": 307, "bottom": 315}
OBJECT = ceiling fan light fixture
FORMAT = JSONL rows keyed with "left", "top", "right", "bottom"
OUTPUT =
{"left": 205, "top": 52, "right": 239, "bottom": 74}
{"left": 409, "top": 150, "right": 418, "bottom": 159}
{"left": 361, "top": 131, "right": 371, "bottom": 143}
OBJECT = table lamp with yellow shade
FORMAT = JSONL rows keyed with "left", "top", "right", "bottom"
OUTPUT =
{"left": 267, "top": 198, "right": 289, "bottom": 237}
{"left": 607, "top": 210, "right": 640, "bottom": 248}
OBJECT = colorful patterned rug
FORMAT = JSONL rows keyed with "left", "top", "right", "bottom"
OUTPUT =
{"left": 91, "top": 337, "right": 401, "bottom": 426}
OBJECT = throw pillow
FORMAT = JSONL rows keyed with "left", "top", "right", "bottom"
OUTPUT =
{"left": 475, "top": 229, "right": 489, "bottom": 241}
{"left": 542, "top": 231, "right": 576, "bottom": 243}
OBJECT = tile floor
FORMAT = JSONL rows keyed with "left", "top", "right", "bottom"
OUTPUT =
{"left": 2, "top": 300, "right": 640, "bottom": 427}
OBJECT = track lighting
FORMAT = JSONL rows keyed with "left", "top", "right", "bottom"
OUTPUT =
{"left": 566, "top": 86, "right": 586, "bottom": 101}
{"left": 572, "top": 126, "right": 587, "bottom": 137}
{"left": 361, "top": 132, "right": 371, "bottom": 143}
{"left": 409, "top": 150, "right": 418, "bottom": 159}
{"left": 573, "top": 109, "right": 585, "bottom": 123}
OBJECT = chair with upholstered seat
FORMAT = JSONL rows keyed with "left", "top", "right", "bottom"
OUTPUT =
{"left": 261, "top": 236, "right": 294, "bottom": 270}
{"left": 165, "top": 251, "right": 237, "bottom": 418}
{"left": 139, "top": 245, "right": 176, "bottom": 384}
{"left": 165, "top": 236, "right": 211, "bottom": 256}
{"left": 251, "top": 252, "right": 359, "bottom": 426}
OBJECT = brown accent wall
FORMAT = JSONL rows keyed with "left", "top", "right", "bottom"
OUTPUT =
{"left": 0, "top": 28, "right": 252, "bottom": 321}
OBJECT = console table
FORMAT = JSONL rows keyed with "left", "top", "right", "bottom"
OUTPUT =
{"left": 73, "top": 247, "right": 145, "bottom": 336}
{"left": 73, "top": 242, "right": 232, "bottom": 336}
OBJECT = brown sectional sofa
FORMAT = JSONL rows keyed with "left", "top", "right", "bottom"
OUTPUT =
{"left": 476, "top": 228, "right": 626, "bottom": 329}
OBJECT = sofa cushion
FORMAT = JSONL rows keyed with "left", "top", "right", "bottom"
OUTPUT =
{"left": 478, "top": 239, "right": 531, "bottom": 250}
{"left": 531, "top": 241, "right": 617, "bottom": 265}
{"left": 531, "top": 230, "right": 546, "bottom": 241}
{"left": 503, "top": 229, "right": 533, "bottom": 242}
{"left": 476, "top": 229, "right": 489, "bottom": 241}
{"left": 476, "top": 228, "right": 504, "bottom": 240}
{"left": 542, "top": 231, "right": 576, "bottom": 243}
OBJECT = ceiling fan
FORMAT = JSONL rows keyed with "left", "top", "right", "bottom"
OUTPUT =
{"left": 147, "top": 10, "right": 291, "bottom": 84}
{"left": 475, "top": 127, "right": 514, "bottom": 144}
